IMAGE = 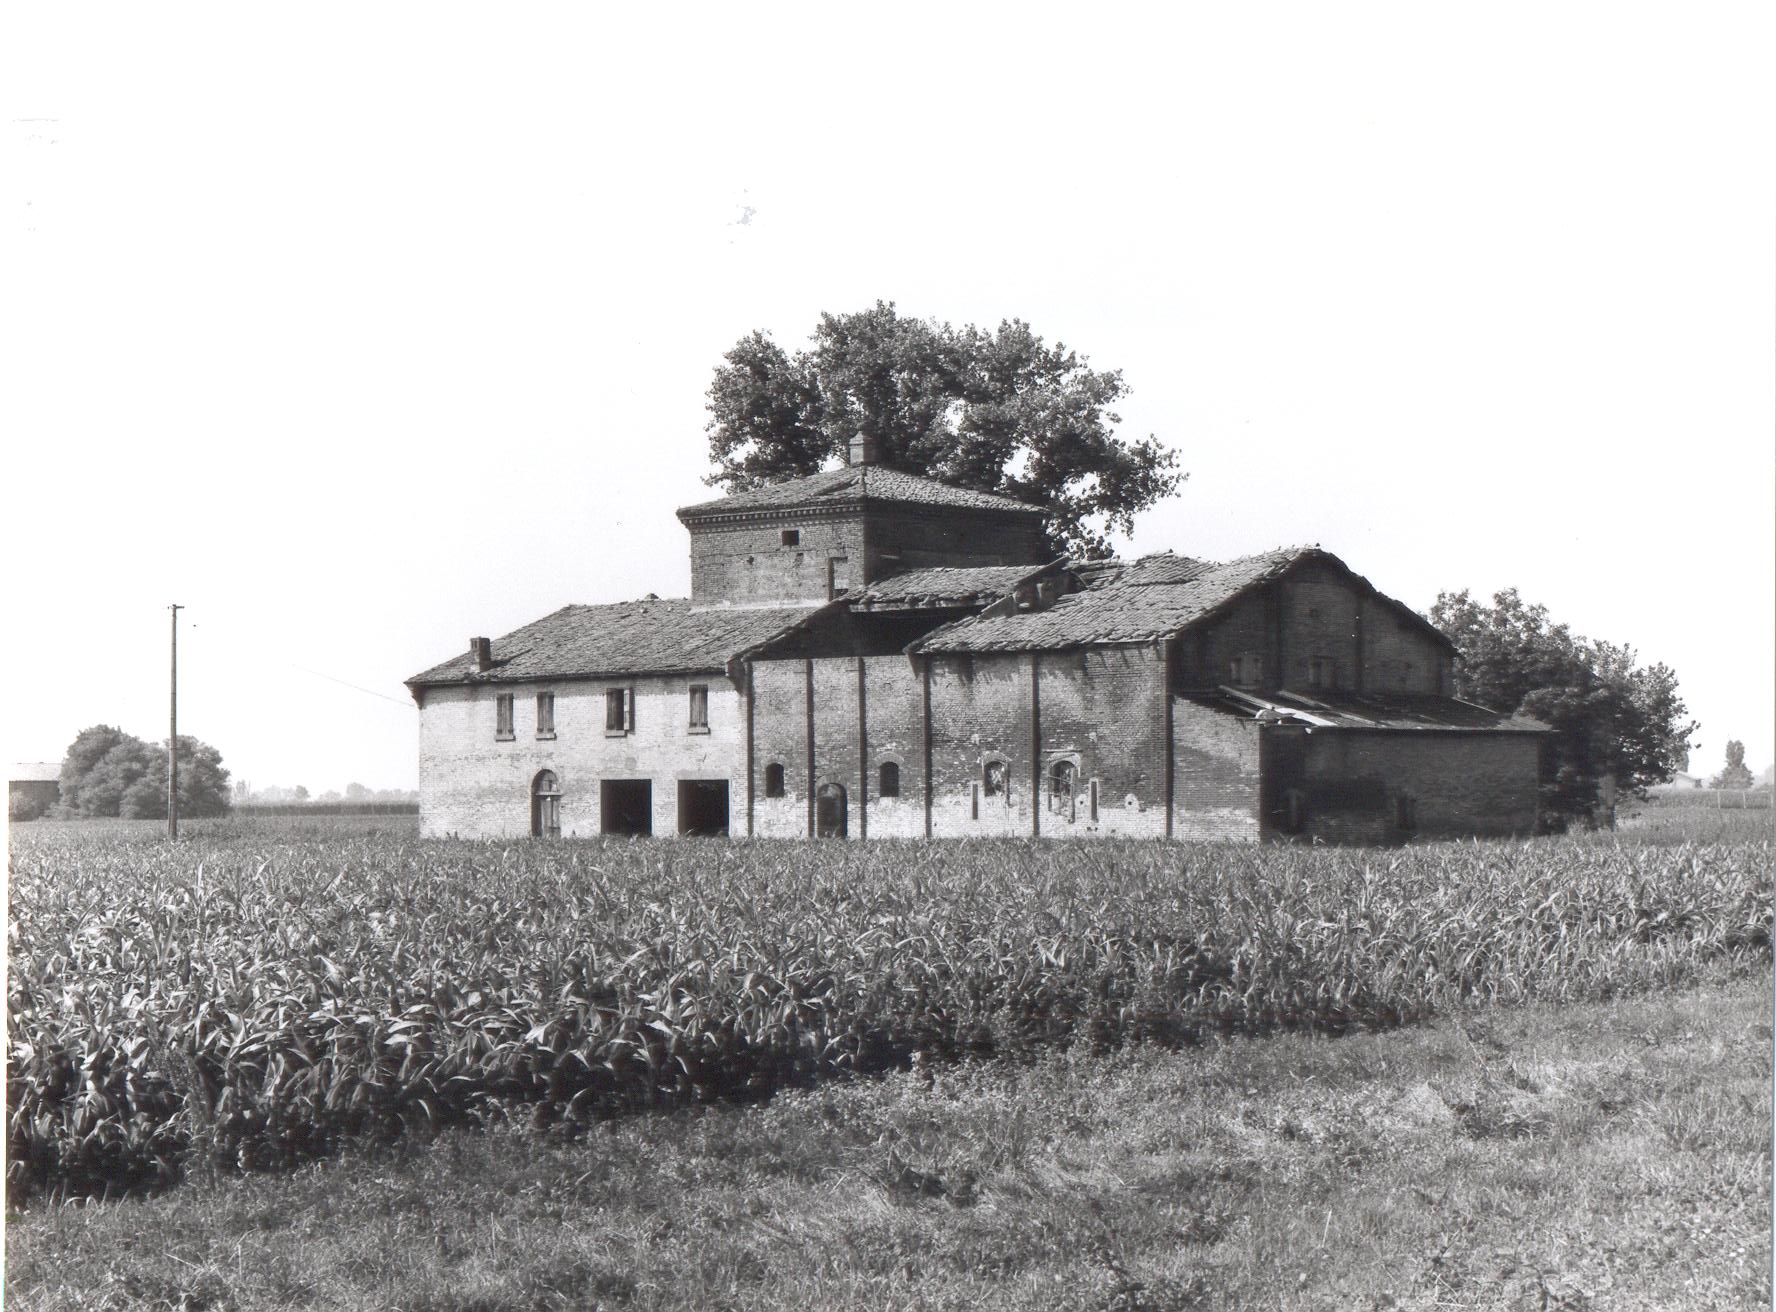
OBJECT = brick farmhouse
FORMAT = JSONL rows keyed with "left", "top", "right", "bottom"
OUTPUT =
{"left": 407, "top": 438, "right": 1544, "bottom": 842}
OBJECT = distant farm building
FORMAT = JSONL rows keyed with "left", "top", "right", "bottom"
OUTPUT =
{"left": 408, "top": 437, "right": 1545, "bottom": 843}
{"left": 1648, "top": 771, "right": 1706, "bottom": 794}
{"left": 9, "top": 762, "right": 62, "bottom": 813}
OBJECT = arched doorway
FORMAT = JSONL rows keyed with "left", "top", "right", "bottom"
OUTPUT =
{"left": 531, "top": 770, "right": 561, "bottom": 839}
{"left": 1048, "top": 759, "right": 1077, "bottom": 822}
{"left": 815, "top": 782, "right": 847, "bottom": 838}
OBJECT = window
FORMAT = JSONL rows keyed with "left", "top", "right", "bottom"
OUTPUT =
{"left": 1308, "top": 656, "right": 1336, "bottom": 689}
{"left": 687, "top": 684, "right": 709, "bottom": 732}
{"left": 495, "top": 693, "right": 514, "bottom": 740}
{"left": 780, "top": 528, "right": 800, "bottom": 546}
{"left": 828, "top": 556, "right": 850, "bottom": 598}
{"left": 763, "top": 763, "right": 785, "bottom": 798}
{"left": 1048, "top": 760, "right": 1077, "bottom": 819}
{"left": 982, "top": 759, "right": 1008, "bottom": 799}
{"left": 1230, "top": 651, "right": 1264, "bottom": 688}
{"left": 535, "top": 692, "right": 555, "bottom": 739}
{"left": 605, "top": 687, "right": 632, "bottom": 735}
{"left": 878, "top": 761, "right": 900, "bottom": 798}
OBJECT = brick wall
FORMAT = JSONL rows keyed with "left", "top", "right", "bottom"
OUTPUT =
{"left": 927, "top": 652, "right": 1034, "bottom": 836}
{"left": 748, "top": 659, "right": 810, "bottom": 839}
{"left": 1181, "top": 563, "right": 1448, "bottom": 695}
{"left": 864, "top": 507, "right": 1049, "bottom": 579}
{"left": 862, "top": 654, "right": 925, "bottom": 838}
{"left": 1361, "top": 605, "right": 1451, "bottom": 695}
{"left": 687, "top": 515, "right": 868, "bottom": 606}
{"left": 1033, "top": 646, "right": 1169, "bottom": 839}
{"left": 1268, "top": 728, "right": 1540, "bottom": 843}
{"left": 416, "top": 675, "right": 743, "bottom": 839}
{"left": 686, "top": 506, "right": 1047, "bottom": 606}
{"left": 1170, "top": 697, "right": 1263, "bottom": 841}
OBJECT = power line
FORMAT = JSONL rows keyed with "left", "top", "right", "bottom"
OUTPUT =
{"left": 180, "top": 621, "right": 418, "bottom": 710}
{"left": 287, "top": 664, "right": 417, "bottom": 709}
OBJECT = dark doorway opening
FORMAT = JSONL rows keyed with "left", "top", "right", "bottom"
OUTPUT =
{"left": 677, "top": 779, "right": 730, "bottom": 837}
{"left": 600, "top": 779, "right": 652, "bottom": 836}
{"left": 815, "top": 782, "right": 847, "bottom": 838}
{"left": 531, "top": 770, "right": 561, "bottom": 839}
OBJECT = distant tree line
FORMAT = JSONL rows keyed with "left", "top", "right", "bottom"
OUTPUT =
{"left": 232, "top": 781, "right": 418, "bottom": 806}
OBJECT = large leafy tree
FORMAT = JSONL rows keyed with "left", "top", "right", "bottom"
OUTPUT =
{"left": 1430, "top": 589, "right": 1697, "bottom": 827}
{"left": 57, "top": 726, "right": 232, "bottom": 818}
{"left": 1713, "top": 741, "right": 1755, "bottom": 790}
{"left": 704, "top": 302, "right": 1183, "bottom": 558}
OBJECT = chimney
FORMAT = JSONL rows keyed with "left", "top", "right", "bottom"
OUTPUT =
{"left": 469, "top": 636, "right": 493, "bottom": 672}
{"left": 847, "top": 432, "right": 877, "bottom": 466}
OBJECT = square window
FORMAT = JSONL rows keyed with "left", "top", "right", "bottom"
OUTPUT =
{"left": 495, "top": 693, "right": 514, "bottom": 740}
{"left": 535, "top": 691, "right": 555, "bottom": 739}
{"left": 827, "top": 556, "right": 849, "bottom": 598}
{"left": 688, "top": 684, "right": 709, "bottom": 732}
{"left": 780, "top": 528, "right": 800, "bottom": 547}
{"left": 1230, "top": 652, "right": 1263, "bottom": 688}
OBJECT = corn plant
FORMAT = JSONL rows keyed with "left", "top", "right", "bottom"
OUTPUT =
{"left": 8, "top": 822, "right": 1769, "bottom": 1205}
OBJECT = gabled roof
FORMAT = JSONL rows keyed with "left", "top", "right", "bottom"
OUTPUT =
{"left": 911, "top": 547, "right": 1455, "bottom": 654}
{"left": 676, "top": 464, "right": 1044, "bottom": 521}
{"left": 1203, "top": 687, "right": 1547, "bottom": 733}
{"left": 849, "top": 563, "right": 1061, "bottom": 611}
{"left": 406, "top": 600, "right": 825, "bottom": 688}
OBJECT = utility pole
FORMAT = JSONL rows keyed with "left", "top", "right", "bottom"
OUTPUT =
{"left": 169, "top": 604, "right": 183, "bottom": 840}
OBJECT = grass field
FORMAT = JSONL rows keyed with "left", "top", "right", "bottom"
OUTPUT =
{"left": 6, "top": 811, "right": 1772, "bottom": 1308}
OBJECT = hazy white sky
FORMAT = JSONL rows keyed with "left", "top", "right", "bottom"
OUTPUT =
{"left": 5, "top": 3, "right": 1772, "bottom": 793}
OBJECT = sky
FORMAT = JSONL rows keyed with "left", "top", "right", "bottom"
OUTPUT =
{"left": 5, "top": 3, "right": 1772, "bottom": 793}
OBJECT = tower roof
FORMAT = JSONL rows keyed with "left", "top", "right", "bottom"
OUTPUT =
{"left": 676, "top": 465, "right": 1044, "bottom": 522}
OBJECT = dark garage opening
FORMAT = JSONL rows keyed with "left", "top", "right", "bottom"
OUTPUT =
{"left": 600, "top": 779, "right": 653, "bottom": 836}
{"left": 677, "top": 779, "right": 730, "bottom": 837}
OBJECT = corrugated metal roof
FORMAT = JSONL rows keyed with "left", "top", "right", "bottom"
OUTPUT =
{"left": 1188, "top": 688, "right": 1547, "bottom": 733}
{"left": 406, "top": 600, "right": 824, "bottom": 687}
{"left": 676, "top": 464, "right": 1044, "bottom": 520}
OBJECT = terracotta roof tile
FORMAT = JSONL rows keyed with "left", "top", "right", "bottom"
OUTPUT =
{"left": 914, "top": 549, "right": 1306, "bottom": 652}
{"left": 912, "top": 548, "right": 1453, "bottom": 654}
{"left": 677, "top": 465, "right": 1043, "bottom": 520}
{"left": 406, "top": 600, "right": 823, "bottom": 687}
{"left": 851, "top": 564, "right": 1054, "bottom": 610}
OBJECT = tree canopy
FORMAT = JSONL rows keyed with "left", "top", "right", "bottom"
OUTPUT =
{"left": 704, "top": 302, "right": 1183, "bottom": 558}
{"left": 57, "top": 725, "right": 232, "bottom": 819}
{"left": 1713, "top": 740, "right": 1755, "bottom": 790}
{"left": 1429, "top": 590, "right": 1697, "bottom": 827}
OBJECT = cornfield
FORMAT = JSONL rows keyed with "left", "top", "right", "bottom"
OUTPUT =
{"left": 8, "top": 822, "right": 1769, "bottom": 1205}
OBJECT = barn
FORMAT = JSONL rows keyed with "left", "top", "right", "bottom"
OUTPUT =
{"left": 407, "top": 437, "right": 1544, "bottom": 842}
{"left": 9, "top": 762, "right": 62, "bottom": 817}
